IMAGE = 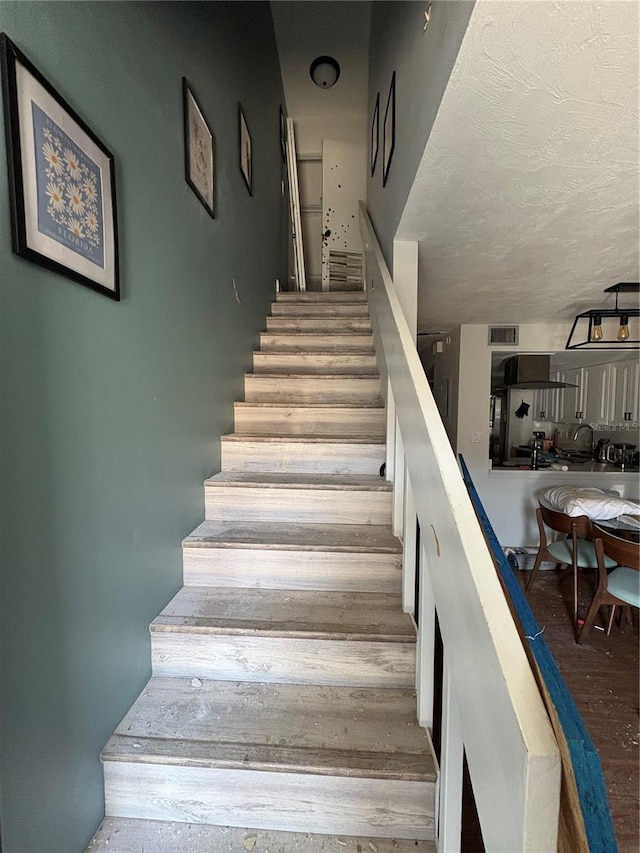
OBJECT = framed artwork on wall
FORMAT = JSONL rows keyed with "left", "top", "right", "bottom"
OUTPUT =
{"left": 382, "top": 72, "right": 396, "bottom": 188}
{"left": 182, "top": 78, "right": 214, "bottom": 218}
{"left": 279, "top": 104, "right": 286, "bottom": 163}
{"left": 239, "top": 104, "right": 252, "bottom": 195}
{"left": 370, "top": 92, "right": 379, "bottom": 176}
{"left": 0, "top": 33, "right": 120, "bottom": 299}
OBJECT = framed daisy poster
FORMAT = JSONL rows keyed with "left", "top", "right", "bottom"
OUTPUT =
{"left": 0, "top": 34, "right": 119, "bottom": 299}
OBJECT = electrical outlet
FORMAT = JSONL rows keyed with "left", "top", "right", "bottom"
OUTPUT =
{"left": 471, "top": 432, "right": 483, "bottom": 443}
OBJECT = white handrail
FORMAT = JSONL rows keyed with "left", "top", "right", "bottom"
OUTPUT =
{"left": 285, "top": 118, "right": 306, "bottom": 292}
{"left": 360, "top": 203, "right": 560, "bottom": 852}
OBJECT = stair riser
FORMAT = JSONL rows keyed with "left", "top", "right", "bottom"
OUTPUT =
{"left": 244, "top": 375, "right": 381, "bottom": 404}
{"left": 233, "top": 406, "right": 385, "bottom": 437}
{"left": 104, "top": 763, "right": 434, "bottom": 839}
{"left": 205, "top": 487, "right": 391, "bottom": 524}
{"left": 271, "top": 304, "right": 369, "bottom": 317}
{"left": 276, "top": 292, "right": 367, "bottom": 303}
{"left": 266, "top": 317, "right": 372, "bottom": 333}
{"left": 151, "top": 634, "right": 415, "bottom": 688}
{"left": 329, "top": 282, "right": 363, "bottom": 292}
{"left": 183, "top": 548, "right": 402, "bottom": 592}
{"left": 221, "top": 440, "right": 385, "bottom": 475}
{"left": 253, "top": 353, "right": 377, "bottom": 375}
{"left": 260, "top": 333, "right": 374, "bottom": 352}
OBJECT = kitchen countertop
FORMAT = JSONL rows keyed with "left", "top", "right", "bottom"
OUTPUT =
{"left": 491, "top": 460, "right": 639, "bottom": 474}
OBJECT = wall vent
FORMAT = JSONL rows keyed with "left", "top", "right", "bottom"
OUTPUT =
{"left": 488, "top": 325, "right": 519, "bottom": 346}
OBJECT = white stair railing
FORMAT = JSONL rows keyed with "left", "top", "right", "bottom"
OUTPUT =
{"left": 360, "top": 202, "right": 561, "bottom": 852}
{"left": 285, "top": 118, "right": 306, "bottom": 292}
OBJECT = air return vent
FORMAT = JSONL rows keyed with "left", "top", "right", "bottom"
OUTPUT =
{"left": 488, "top": 325, "right": 519, "bottom": 346}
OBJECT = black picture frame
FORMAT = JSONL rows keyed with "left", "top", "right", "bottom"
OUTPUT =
{"left": 279, "top": 104, "right": 286, "bottom": 163}
{"left": 382, "top": 72, "right": 396, "bottom": 188}
{"left": 370, "top": 92, "right": 379, "bottom": 176}
{"left": 183, "top": 78, "right": 214, "bottom": 218}
{"left": 0, "top": 33, "right": 120, "bottom": 299}
{"left": 238, "top": 104, "right": 252, "bottom": 196}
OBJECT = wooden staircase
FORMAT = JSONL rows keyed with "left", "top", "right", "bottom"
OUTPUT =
{"left": 89, "top": 292, "right": 437, "bottom": 852}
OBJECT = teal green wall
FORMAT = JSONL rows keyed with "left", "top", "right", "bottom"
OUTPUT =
{"left": 367, "top": 0, "right": 475, "bottom": 265}
{"left": 0, "top": 3, "right": 286, "bottom": 850}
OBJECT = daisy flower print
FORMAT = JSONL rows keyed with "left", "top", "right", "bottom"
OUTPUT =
{"left": 32, "top": 102, "right": 105, "bottom": 267}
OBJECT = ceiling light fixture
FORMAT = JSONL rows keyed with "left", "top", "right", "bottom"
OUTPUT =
{"left": 309, "top": 56, "right": 340, "bottom": 89}
{"left": 565, "top": 283, "right": 640, "bottom": 349}
{"left": 590, "top": 314, "right": 603, "bottom": 342}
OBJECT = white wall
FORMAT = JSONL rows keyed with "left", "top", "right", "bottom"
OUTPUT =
{"left": 272, "top": 1, "right": 370, "bottom": 156}
{"left": 322, "top": 138, "right": 367, "bottom": 276}
{"left": 272, "top": 1, "right": 370, "bottom": 285}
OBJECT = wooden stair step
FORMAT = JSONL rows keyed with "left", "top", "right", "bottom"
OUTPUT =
{"left": 271, "top": 303, "right": 369, "bottom": 317}
{"left": 102, "top": 678, "right": 436, "bottom": 837}
{"left": 233, "top": 402, "right": 385, "bottom": 437}
{"left": 87, "top": 817, "right": 436, "bottom": 852}
{"left": 221, "top": 434, "right": 385, "bottom": 476}
{"left": 259, "top": 332, "right": 374, "bottom": 352}
{"left": 253, "top": 352, "right": 377, "bottom": 375}
{"left": 184, "top": 519, "right": 401, "bottom": 553}
{"left": 150, "top": 587, "right": 415, "bottom": 687}
{"left": 266, "top": 316, "right": 372, "bottom": 332}
{"left": 244, "top": 373, "right": 381, "bottom": 404}
{"left": 276, "top": 292, "right": 367, "bottom": 302}
{"left": 204, "top": 473, "right": 392, "bottom": 524}
{"left": 182, "top": 520, "right": 402, "bottom": 592}
{"left": 153, "top": 586, "right": 413, "bottom": 641}
{"left": 104, "top": 678, "right": 430, "bottom": 773}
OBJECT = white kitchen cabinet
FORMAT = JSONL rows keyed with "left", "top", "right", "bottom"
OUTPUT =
{"left": 583, "top": 362, "right": 612, "bottom": 425}
{"left": 609, "top": 359, "right": 640, "bottom": 424}
{"left": 561, "top": 367, "right": 587, "bottom": 422}
{"left": 532, "top": 386, "right": 550, "bottom": 420}
{"left": 549, "top": 371, "right": 564, "bottom": 422}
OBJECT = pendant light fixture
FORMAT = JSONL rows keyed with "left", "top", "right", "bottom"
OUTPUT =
{"left": 565, "top": 283, "right": 639, "bottom": 349}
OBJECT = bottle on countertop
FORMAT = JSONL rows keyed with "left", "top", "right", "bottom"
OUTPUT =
{"left": 530, "top": 431, "right": 545, "bottom": 471}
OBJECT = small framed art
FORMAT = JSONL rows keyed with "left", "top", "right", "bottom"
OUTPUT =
{"left": 279, "top": 104, "right": 286, "bottom": 163}
{"left": 183, "top": 78, "right": 214, "bottom": 218}
{"left": 239, "top": 104, "right": 252, "bottom": 195}
{"left": 382, "top": 72, "right": 396, "bottom": 187}
{"left": 0, "top": 33, "right": 120, "bottom": 299}
{"left": 370, "top": 93, "right": 379, "bottom": 177}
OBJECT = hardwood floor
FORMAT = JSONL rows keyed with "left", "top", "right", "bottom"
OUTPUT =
{"left": 517, "top": 567, "right": 639, "bottom": 853}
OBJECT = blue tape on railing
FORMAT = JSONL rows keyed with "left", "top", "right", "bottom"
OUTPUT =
{"left": 459, "top": 454, "right": 617, "bottom": 853}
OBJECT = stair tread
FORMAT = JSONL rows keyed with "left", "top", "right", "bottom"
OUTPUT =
{"left": 222, "top": 433, "right": 385, "bottom": 444}
{"left": 184, "top": 520, "right": 401, "bottom": 553}
{"left": 276, "top": 292, "right": 367, "bottom": 302}
{"left": 235, "top": 401, "right": 384, "bottom": 409}
{"left": 205, "top": 472, "right": 391, "bottom": 490}
{"left": 255, "top": 346, "right": 376, "bottom": 358}
{"left": 102, "top": 678, "right": 434, "bottom": 780}
{"left": 88, "top": 817, "right": 436, "bottom": 852}
{"left": 151, "top": 587, "right": 414, "bottom": 642}
{"left": 247, "top": 372, "right": 381, "bottom": 379}
{"left": 262, "top": 330, "right": 373, "bottom": 336}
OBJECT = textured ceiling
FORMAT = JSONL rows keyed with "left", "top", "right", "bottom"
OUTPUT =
{"left": 397, "top": 0, "right": 639, "bottom": 334}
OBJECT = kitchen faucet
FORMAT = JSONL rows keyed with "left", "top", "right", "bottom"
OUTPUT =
{"left": 573, "top": 423, "right": 595, "bottom": 457}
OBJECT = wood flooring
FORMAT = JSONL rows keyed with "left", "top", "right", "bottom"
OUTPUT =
{"left": 518, "top": 568, "right": 639, "bottom": 853}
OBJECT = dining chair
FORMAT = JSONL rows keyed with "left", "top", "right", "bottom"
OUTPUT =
{"left": 526, "top": 503, "right": 616, "bottom": 628}
{"left": 577, "top": 525, "right": 640, "bottom": 644}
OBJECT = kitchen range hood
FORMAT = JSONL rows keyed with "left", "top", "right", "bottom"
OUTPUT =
{"left": 498, "top": 355, "right": 577, "bottom": 390}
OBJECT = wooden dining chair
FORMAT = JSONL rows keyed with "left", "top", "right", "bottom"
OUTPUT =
{"left": 526, "top": 503, "right": 616, "bottom": 627}
{"left": 577, "top": 526, "right": 640, "bottom": 644}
